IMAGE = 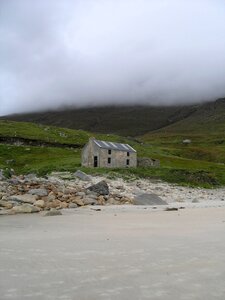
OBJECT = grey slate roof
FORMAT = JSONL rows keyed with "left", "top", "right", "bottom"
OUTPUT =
{"left": 93, "top": 139, "right": 136, "bottom": 153}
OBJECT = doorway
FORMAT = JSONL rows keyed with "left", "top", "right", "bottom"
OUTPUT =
{"left": 94, "top": 156, "right": 98, "bottom": 167}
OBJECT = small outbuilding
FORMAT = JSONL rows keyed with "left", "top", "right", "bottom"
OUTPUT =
{"left": 82, "top": 138, "right": 137, "bottom": 168}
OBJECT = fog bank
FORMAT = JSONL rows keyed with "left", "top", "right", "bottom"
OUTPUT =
{"left": 1, "top": 0, "right": 225, "bottom": 115}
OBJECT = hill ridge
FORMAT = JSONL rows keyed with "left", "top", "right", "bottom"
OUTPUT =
{"left": 1, "top": 98, "right": 224, "bottom": 136}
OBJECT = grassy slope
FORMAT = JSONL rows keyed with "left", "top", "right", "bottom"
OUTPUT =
{"left": 0, "top": 109, "right": 225, "bottom": 187}
{"left": 0, "top": 120, "right": 134, "bottom": 175}
{"left": 139, "top": 99, "right": 225, "bottom": 187}
{"left": 0, "top": 120, "right": 131, "bottom": 145}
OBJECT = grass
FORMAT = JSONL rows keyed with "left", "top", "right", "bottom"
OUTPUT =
{"left": 0, "top": 120, "right": 225, "bottom": 188}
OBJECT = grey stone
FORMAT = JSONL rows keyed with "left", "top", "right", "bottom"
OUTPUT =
{"left": 0, "top": 170, "right": 6, "bottom": 181}
{"left": 28, "top": 188, "right": 48, "bottom": 197}
{"left": 44, "top": 209, "right": 62, "bottom": 216}
{"left": 133, "top": 193, "right": 168, "bottom": 205}
{"left": 107, "top": 198, "right": 120, "bottom": 205}
{"left": 165, "top": 207, "right": 179, "bottom": 211}
{"left": 87, "top": 181, "right": 109, "bottom": 195}
{"left": 8, "top": 194, "right": 37, "bottom": 204}
{"left": 76, "top": 192, "right": 86, "bottom": 197}
{"left": 68, "top": 203, "right": 78, "bottom": 209}
{"left": 74, "top": 170, "right": 92, "bottom": 181}
{"left": 34, "top": 200, "right": 45, "bottom": 208}
{"left": 0, "top": 210, "right": 14, "bottom": 215}
{"left": 23, "top": 174, "right": 39, "bottom": 182}
{"left": 83, "top": 198, "right": 97, "bottom": 205}
{"left": 86, "top": 193, "right": 97, "bottom": 200}
{"left": 50, "top": 172, "right": 74, "bottom": 180}
{"left": 183, "top": 139, "right": 192, "bottom": 145}
{"left": 8, "top": 178, "right": 20, "bottom": 185}
{"left": 0, "top": 200, "right": 13, "bottom": 209}
{"left": 12, "top": 204, "right": 41, "bottom": 213}
{"left": 192, "top": 199, "right": 199, "bottom": 203}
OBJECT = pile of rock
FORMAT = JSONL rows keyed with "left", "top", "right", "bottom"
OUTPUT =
{"left": 0, "top": 171, "right": 133, "bottom": 215}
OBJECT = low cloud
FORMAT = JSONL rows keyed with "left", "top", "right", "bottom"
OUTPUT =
{"left": 1, "top": 0, "right": 225, "bottom": 115}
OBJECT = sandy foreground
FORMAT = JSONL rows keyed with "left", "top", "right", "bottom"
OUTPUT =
{"left": 1, "top": 205, "right": 225, "bottom": 300}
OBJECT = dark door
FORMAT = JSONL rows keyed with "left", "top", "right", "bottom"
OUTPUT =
{"left": 94, "top": 156, "right": 98, "bottom": 167}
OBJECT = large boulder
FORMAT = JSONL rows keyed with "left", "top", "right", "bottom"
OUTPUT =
{"left": 28, "top": 188, "right": 48, "bottom": 197}
{"left": 0, "top": 200, "right": 13, "bottom": 209}
{"left": 133, "top": 193, "right": 168, "bottom": 205}
{"left": 71, "top": 197, "right": 84, "bottom": 206}
{"left": 82, "top": 197, "right": 97, "bottom": 205}
{"left": 8, "top": 194, "right": 37, "bottom": 204}
{"left": 12, "top": 204, "right": 41, "bottom": 213}
{"left": 34, "top": 199, "right": 45, "bottom": 208}
{"left": 87, "top": 181, "right": 109, "bottom": 195}
{"left": 74, "top": 170, "right": 92, "bottom": 181}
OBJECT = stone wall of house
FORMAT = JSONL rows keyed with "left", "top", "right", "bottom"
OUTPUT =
{"left": 82, "top": 139, "right": 99, "bottom": 167}
{"left": 99, "top": 148, "right": 137, "bottom": 168}
{"left": 82, "top": 139, "right": 137, "bottom": 168}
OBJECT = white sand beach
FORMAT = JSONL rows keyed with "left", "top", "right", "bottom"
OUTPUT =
{"left": 1, "top": 205, "right": 225, "bottom": 300}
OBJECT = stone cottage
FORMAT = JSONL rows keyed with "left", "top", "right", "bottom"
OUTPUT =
{"left": 82, "top": 138, "right": 137, "bottom": 168}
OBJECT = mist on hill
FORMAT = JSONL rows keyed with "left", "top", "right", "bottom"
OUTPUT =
{"left": 1, "top": 0, "right": 225, "bottom": 116}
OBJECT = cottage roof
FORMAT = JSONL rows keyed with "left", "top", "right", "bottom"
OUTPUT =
{"left": 93, "top": 139, "right": 136, "bottom": 153}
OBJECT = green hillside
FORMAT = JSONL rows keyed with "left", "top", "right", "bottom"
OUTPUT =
{"left": 137, "top": 99, "right": 225, "bottom": 187}
{"left": 0, "top": 120, "right": 225, "bottom": 187}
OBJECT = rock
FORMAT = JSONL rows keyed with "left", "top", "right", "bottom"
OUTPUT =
{"left": 0, "top": 170, "right": 6, "bottom": 181}
{"left": 0, "top": 200, "right": 13, "bottom": 209}
{"left": 0, "top": 209, "right": 15, "bottom": 215}
{"left": 76, "top": 191, "right": 86, "bottom": 197}
{"left": 44, "top": 209, "right": 62, "bottom": 216}
{"left": 34, "top": 200, "right": 45, "bottom": 208}
{"left": 87, "top": 180, "right": 109, "bottom": 195}
{"left": 60, "top": 201, "right": 68, "bottom": 209}
{"left": 97, "top": 196, "right": 105, "bottom": 205}
{"left": 8, "top": 194, "right": 37, "bottom": 204}
{"left": 68, "top": 203, "right": 78, "bottom": 209}
{"left": 12, "top": 204, "right": 40, "bottom": 214}
{"left": 133, "top": 193, "right": 168, "bottom": 205}
{"left": 71, "top": 197, "right": 84, "bottom": 206}
{"left": 192, "top": 199, "right": 199, "bottom": 203}
{"left": 83, "top": 198, "right": 97, "bottom": 205}
{"left": 165, "top": 207, "right": 179, "bottom": 211}
{"left": 8, "top": 178, "right": 20, "bottom": 185}
{"left": 46, "top": 199, "right": 62, "bottom": 209}
{"left": 120, "top": 196, "right": 133, "bottom": 204}
{"left": 47, "top": 194, "right": 56, "bottom": 201}
{"left": 74, "top": 170, "right": 92, "bottom": 181}
{"left": 49, "top": 172, "right": 74, "bottom": 180}
{"left": 107, "top": 197, "right": 119, "bottom": 205}
{"left": 28, "top": 188, "right": 48, "bottom": 197}
{"left": 23, "top": 174, "right": 39, "bottom": 182}
{"left": 182, "top": 139, "right": 192, "bottom": 145}
{"left": 86, "top": 193, "right": 97, "bottom": 200}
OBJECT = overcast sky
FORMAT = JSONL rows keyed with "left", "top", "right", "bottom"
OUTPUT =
{"left": 1, "top": 0, "right": 225, "bottom": 116}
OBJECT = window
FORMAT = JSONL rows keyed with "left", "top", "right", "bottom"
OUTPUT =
{"left": 127, "top": 152, "right": 130, "bottom": 156}
{"left": 108, "top": 149, "right": 111, "bottom": 155}
{"left": 108, "top": 157, "right": 111, "bottom": 164}
{"left": 126, "top": 159, "right": 130, "bottom": 166}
